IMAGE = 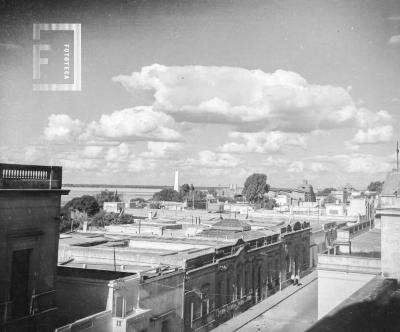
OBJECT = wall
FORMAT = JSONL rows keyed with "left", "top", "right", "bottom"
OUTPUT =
{"left": 317, "top": 269, "right": 376, "bottom": 319}
{"left": 381, "top": 208, "right": 400, "bottom": 280}
{"left": 0, "top": 190, "right": 64, "bottom": 332}
{"left": 56, "top": 272, "right": 112, "bottom": 326}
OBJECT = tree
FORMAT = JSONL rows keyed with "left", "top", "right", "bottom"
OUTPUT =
{"left": 153, "top": 188, "right": 182, "bottom": 202}
{"left": 130, "top": 197, "right": 146, "bottom": 208}
{"left": 367, "top": 181, "right": 384, "bottom": 193}
{"left": 242, "top": 173, "right": 269, "bottom": 203}
{"left": 96, "top": 189, "right": 122, "bottom": 208}
{"left": 179, "top": 184, "right": 191, "bottom": 200}
{"left": 63, "top": 195, "right": 100, "bottom": 216}
{"left": 325, "top": 193, "right": 337, "bottom": 204}
{"left": 317, "top": 188, "right": 336, "bottom": 196}
{"left": 262, "top": 197, "right": 278, "bottom": 210}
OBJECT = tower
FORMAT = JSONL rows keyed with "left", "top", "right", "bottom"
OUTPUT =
{"left": 174, "top": 170, "right": 179, "bottom": 191}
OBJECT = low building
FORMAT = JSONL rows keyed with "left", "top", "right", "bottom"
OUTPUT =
{"left": 103, "top": 202, "right": 126, "bottom": 213}
{"left": 57, "top": 217, "right": 311, "bottom": 332}
{"left": 325, "top": 203, "right": 346, "bottom": 216}
{"left": 55, "top": 265, "right": 184, "bottom": 332}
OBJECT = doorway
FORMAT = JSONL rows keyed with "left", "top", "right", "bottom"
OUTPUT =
{"left": 10, "top": 249, "right": 32, "bottom": 318}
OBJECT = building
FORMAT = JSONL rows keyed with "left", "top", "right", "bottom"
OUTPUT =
{"left": 55, "top": 265, "right": 184, "bottom": 332}
{"left": 56, "top": 217, "right": 311, "bottom": 331}
{"left": 103, "top": 202, "right": 126, "bottom": 213}
{"left": 0, "top": 163, "right": 68, "bottom": 332}
{"left": 297, "top": 180, "right": 316, "bottom": 202}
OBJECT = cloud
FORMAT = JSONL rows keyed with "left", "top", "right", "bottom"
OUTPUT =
{"left": 312, "top": 154, "right": 392, "bottom": 174}
{"left": 127, "top": 159, "right": 157, "bottom": 172}
{"left": 287, "top": 161, "right": 304, "bottom": 173}
{"left": 184, "top": 150, "right": 241, "bottom": 169}
{"left": 113, "top": 64, "right": 390, "bottom": 133}
{"left": 389, "top": 35, "right": 400, "bottom": 45}
{"left": 309, "top": 162, "right": 328, "bottom": 173}
{"left": 218, "top": 131, "right": 307, "bottom": 153}
{"left": 57, "top": 143, "right": 157, "bottom": 174}
{"left": 0, "top": 145, "right": 48, "bottom": 164}
{"left": 44, "top": 114, "right": 84, "bottom": 142}
{"left": 351, "top": 125, "right": 394, "bottom": 144}
{"left": 388, "top": 16, "right": 400, "bottom": 21}
{"left": 45, "top": 108, "right": 182, "bottom": 144}
{"left": 262, "top": 156, "right": 291, "bottom": 168}
{"left": 141, "top": 142, "right": 183, "bottom": 158}
{"left": 82, "top": 106, "right": 182, "bottom": 142}
{"left": 82, "top": 146, "right": 104, "bottom": 158}
{"left": 104, "top": 143, "right": 131, "bottom": 162}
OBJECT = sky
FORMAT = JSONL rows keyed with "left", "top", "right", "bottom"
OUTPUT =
{"left": 1, "top": 0, "right": 400, "bottom": 189}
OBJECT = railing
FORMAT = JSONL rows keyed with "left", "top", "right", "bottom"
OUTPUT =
{"left": 56, "top": 310, "right": 112, "bottom": 332}
{"left": 0, "top": 290, "right": 56, "bottom": 324}
{"left": 0, "top": 301, "right": 13, "bottom": 323}
{"left": 30, "top": 290, "right": 56, "bottom": 315}
{"left": 0, "top": 163, "right": 62, "bottom": 189}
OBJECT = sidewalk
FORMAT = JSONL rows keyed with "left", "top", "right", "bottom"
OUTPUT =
{"left": 212, "top": 270, "right": 317, "bottom": 332}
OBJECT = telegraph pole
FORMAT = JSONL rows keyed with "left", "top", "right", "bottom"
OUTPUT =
{"left": 397, "top": 141, "right": 399, "bottom": 170}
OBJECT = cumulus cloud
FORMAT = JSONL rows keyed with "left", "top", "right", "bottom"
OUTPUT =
{"left": 218, "top": 131, "right": 307, "bottom": 153}
{"left": 44, "top": 107, "right": 182, "bottom": 144}
{"left": 113, "top": 64, "right": 391, "bottom": 132}
{"left": 141, "top": 142, "right": 183, "bottom": 158}
{"left": 83, "top": 106, "right": 182, "bottom": 142}
{"left": 389, "top": 35, "right": 400, "bottom": 45}
{"left": 104, "top": 143, "right": 131, "bottom": 162}
{"left": 352, "top": 125, "right": 394, "bottom": 144}
{"left": 44, "top": 114, "right": 84, "bottom": 142}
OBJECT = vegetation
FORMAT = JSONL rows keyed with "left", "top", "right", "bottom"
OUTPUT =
{"left": 325, "top": 193, "right": 337, "bottom": 204}
{"left": 317, "top": 188, "right": 336, "bottom": 196}
{"left": 62, "top": 195, "right": 100, "bottom": 216}
{"left": 152, "top": 188, "right": 182, "bottom": 202}
{"left": 242, "top": 173, "right": 270, "bottom": 203}
{"left": 367, "top": 181, "right": 384, "bottom": 194}
{"left": 130, "top": 197, "right": 147, "bottom": 208}
{"left": 95, "top": 189, "right": 122, "bottom": 208}
{"left": 91, "top": 211, "right": 134, "bottom": 227}
{"left": 262, "top": 197, "right": 279, "bottom": 209}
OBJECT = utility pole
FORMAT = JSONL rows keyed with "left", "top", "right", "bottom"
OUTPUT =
{"left": 397, "top": 141, "right": 399, "bottom": 171}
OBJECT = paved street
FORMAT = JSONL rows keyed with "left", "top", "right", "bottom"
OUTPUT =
{"left": 237, "top": 279, "right": 318, "bottom": 332}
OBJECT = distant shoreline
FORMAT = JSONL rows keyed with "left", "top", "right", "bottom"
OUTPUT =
{"left": 63, "top": 184, "right": 219, "bottom": 190}
{"left": 63, "top": 184, "right": 170, "bottom": 189}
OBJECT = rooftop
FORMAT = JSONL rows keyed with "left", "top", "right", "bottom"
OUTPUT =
{"left": 351, "top": 228, "right": 381, "bottom": 258}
